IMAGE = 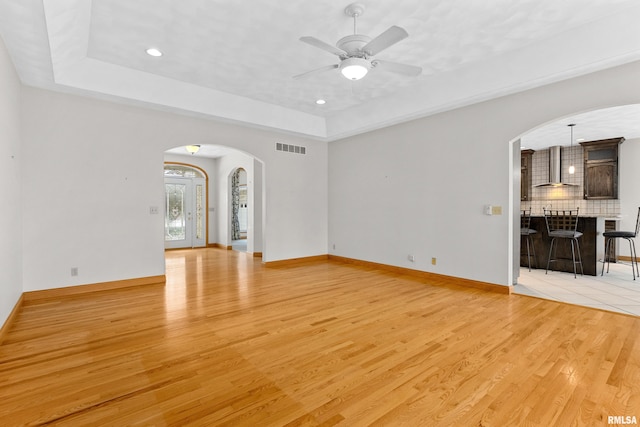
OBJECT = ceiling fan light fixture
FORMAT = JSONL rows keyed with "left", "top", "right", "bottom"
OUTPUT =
{"left": 340, "top": 57, "right": 370, "bottom": 80}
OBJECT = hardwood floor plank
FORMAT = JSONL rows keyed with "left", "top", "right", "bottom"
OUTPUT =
{"left": 1, "top": 248, "right": 640, "bottom": 425}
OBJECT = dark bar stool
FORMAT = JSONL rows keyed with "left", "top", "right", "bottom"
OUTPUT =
{"left": 544, "top": 208, "right": 583, "bottom": 278}
{"left": 521, "top": 208, "right": 537, "bottom": 271}
{"left": 602, "top": 207, "right": 640, "bottom": 280}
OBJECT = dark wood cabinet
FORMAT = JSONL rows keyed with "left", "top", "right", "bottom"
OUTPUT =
{"left": 584, "top": 162, "right": 615, "bottom": 198}
{"left": 521, "top": 149, "right": 534, "bottom": 201}
{"left": 580, "top": 137, "right": 624, "bottom": 200}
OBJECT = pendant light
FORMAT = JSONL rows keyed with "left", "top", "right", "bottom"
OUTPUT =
{"left": 185, "top": 145, "right": 201, "bottom": 155}
{"left": 568, "top": 124, "right": 576, "bottom": 174}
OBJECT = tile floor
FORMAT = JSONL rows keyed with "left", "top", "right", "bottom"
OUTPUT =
{"left": 515, "top": 261, "right": 640, "bottom": 316}
{"left": 231, "top": 239, "right": 247, "bottom": 252}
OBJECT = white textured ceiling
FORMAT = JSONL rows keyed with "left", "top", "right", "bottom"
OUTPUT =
{"left": 0, "top": 0, "right": 639, "bottom": 143}
{"left": 521, "top": 105, "right": 640, "bottom": 151}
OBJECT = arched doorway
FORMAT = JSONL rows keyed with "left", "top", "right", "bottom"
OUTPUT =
{"left": 164, "top": 163, "right": 208, "bottom": 249}
{"left": 510, "top": 104, "right": 640, "bottom": 313}
{"left": 164, "top": 144, "right": 264, "bottom": 258}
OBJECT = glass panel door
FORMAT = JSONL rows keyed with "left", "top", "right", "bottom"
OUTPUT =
{"left": 164, "top": 176, "right": 207, "bottom": 249}
{"left": 165, "top": 178, "right": 192, "bottom": 249}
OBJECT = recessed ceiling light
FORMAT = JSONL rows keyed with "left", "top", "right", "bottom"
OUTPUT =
{"left": 316, "top": 99, "right": 326, "bottom": 105}
{"left": 576, "top": 138, "right": 585, "bottom": 142}
{"left": 146, "top": 48, "right": 163, "bottom": 57}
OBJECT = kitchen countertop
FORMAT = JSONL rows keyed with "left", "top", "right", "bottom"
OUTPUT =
{"left": 530, "top": 214, "right": 621, "bottom": 219}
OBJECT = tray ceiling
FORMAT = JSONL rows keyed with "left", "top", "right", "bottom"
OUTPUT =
{"left": 0, "top": 0, "right": 639, "bottom": 141}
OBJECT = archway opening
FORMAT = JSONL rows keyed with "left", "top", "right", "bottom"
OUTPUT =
{"left": 163, "top": 144, "right": 264, "bottom": 258}
{"left": 510, "top": 104, "right": 640, "bottom": 314}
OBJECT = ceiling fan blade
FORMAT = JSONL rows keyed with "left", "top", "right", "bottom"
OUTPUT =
{"left": 362, "top": 26, "right": 409, "bottom": 56}
{"left": 299, "top": 36, "right": 346, "bottom": 56}
{"left": 372, "top": 60, "right": 422, "bottom": 76}
{"left": 293, "top": 64, "right": 339, "bottom": 80}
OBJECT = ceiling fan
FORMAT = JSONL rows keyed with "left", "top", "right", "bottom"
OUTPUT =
{"left": 294, "top": 2, "right": 422, "bottom": 81}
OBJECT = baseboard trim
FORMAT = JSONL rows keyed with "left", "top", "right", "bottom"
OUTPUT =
{"left": 23, "top": 275, "right": 166, "bottom": 302}
{"left": 617, "top": 255, "right": 638, "bottom": 262}
{"left": 329, "top": 255, "right": 512, "bottom": 295}
{"left": 264, "top": 255, "right": 329, "bottom": 267}
{"left": 0, "top": 294, "right": 24, "bottom": 346}
{"left": 209, "top": 244, "right": 261, "bottom": 257}
{"left": 208, "top": 243, "right": 229, "bottom": 250}
{"left": 263, "top": 254, "right": 510, "bottom": 294}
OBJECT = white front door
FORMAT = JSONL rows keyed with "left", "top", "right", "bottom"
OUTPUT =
{"left": 165, "top": 177, "right": 206, "bottom": 249}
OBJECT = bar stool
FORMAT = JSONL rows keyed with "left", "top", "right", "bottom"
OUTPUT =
{"left": 544, "top": 208, "right": 583, "bottom": 278}
{"left": 602, "top": 207, "right": 640, "bottom": 280}
{"left": 521, "top": 208, "right": 537, "bottom": 271}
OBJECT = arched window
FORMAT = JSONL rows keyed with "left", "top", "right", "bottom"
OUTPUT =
{"left": 164, "top": 164, "right": 205, "bottom": 179}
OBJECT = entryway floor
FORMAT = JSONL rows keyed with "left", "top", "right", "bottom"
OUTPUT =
{"left": 232, "top": 239, "right": 247, "bottom": 252}
{"left": 516, "top": 261, "right": 640, "bottom": 316}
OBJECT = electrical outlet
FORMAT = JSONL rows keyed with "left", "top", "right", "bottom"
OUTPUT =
{"left": 149, "top": 206, "right": 159, "bottom": 215}
{"left": 408, "top": 255, "right": 415, "bottom": 262}
{"left": 431, "top": 257, "right": 437, "bottom": 265}
{"left": 71, "top": 267, "right": 78, "bottom": 277}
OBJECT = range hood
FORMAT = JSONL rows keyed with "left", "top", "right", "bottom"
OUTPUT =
{"left": 535, "top": 145, "right": 577, "bottom": 187}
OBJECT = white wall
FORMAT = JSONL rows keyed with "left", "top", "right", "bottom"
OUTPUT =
{"left": 619, "top": 137, "right": 640, "bottom": 257}
{"left": 21, "top": 90, "right": 167, "bottom": 291}
{"left": 329, "top": 60, "right": 640, "bottom": 287}
{"left": 0, "top": 35, "right": 22, "bottom": 326}
{"left": 20, "top": 86, "right": 328, "bottom": 291}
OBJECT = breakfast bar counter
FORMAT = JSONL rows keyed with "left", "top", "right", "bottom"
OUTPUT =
{"left": 521, "top": 216, "right": 610, "bottom": 276}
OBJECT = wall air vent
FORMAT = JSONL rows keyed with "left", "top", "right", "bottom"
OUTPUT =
{"left": 276, "top": 142, "right": 306, "bottom": 155}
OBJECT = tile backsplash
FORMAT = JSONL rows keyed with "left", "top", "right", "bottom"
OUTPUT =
{"left": 521, "top": 146, "right": 620, "bottom": 217}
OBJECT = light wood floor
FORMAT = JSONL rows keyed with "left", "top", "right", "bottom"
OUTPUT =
{"left": 1, "top": 249, "right": 640, "bottom": 426}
